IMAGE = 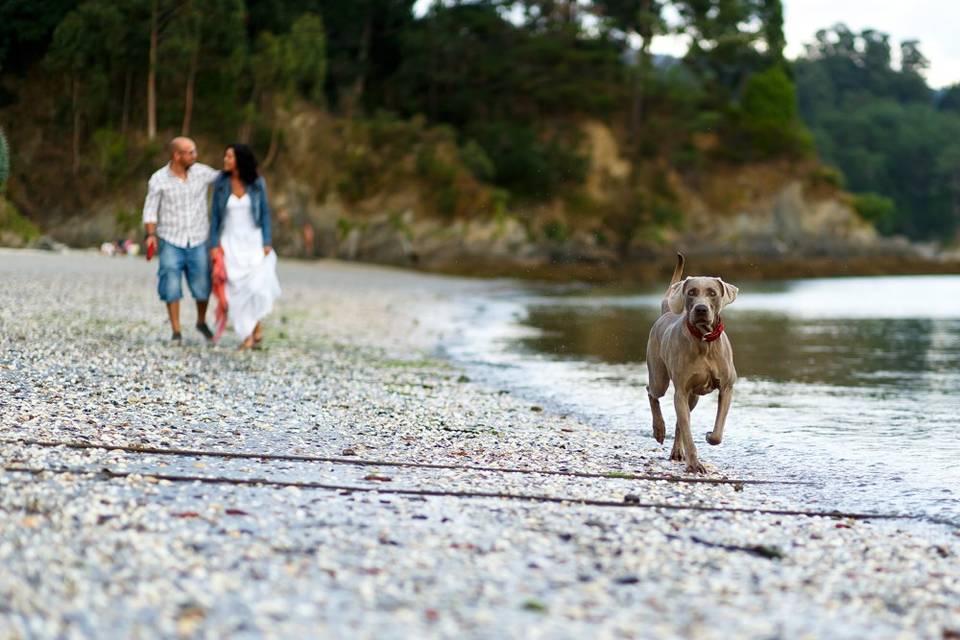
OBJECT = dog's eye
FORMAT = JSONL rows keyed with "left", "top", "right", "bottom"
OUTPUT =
{"left": 708, "top": 290, "right": 717, "bottom": 297}
{"left": 687, "top": 289, "right": 697, "bottom": 296}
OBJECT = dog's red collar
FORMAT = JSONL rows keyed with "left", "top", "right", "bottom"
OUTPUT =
{"left": 686, "top": 317, "right": 724, "bottom": 342}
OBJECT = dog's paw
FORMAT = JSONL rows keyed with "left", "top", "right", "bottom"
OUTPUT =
{"left": 705, "top": 432, "right": 722, "bottom": 445}
{"left": 669, "top": 443, "right": 685, "bottom": 462}
{"left": 685, "top": 460, "right": 707, "bottom": 474}
{"left": 653, "top": 423, "right": 665, "bottom": 444}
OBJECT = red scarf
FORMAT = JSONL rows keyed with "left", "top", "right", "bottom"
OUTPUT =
{"left": 686, "top": 317, "right": 724, "bottom": 342}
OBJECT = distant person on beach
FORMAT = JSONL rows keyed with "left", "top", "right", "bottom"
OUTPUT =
{"left": 209, "top": 144, "right": 281, "bottom": 350}
{"left": 143, "top": 137, "right": 219, "bottom": 344}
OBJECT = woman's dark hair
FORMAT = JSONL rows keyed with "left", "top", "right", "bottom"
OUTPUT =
{"left": 226, "top": 143, "right": 259, "bottom": 185}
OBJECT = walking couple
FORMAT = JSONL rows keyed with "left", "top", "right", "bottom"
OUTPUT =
{"left": 142, "top": 137, "right": 281, "bottom": 349}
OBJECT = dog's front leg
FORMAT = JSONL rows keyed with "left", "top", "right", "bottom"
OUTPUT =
{"left": 706, "top": 386, "right": 734, "bottom": 445}
{"left": 670, "top": 420, "right": 684, "bottom": 461}
{"left": 673, "top": 389, "right": 705, "bottom": 473}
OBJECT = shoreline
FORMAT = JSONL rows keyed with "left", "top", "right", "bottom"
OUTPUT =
{"left": 416, "top": 253, "right": 960, "bottom": 284}
{"left": 1, "top": 250, "right": 958, "bottom": 637}
{"left": 444, "top": 284, "right": 960, "bottom": 529}
{"left": 8, "top": 242, "right": 960, "bottom": 286}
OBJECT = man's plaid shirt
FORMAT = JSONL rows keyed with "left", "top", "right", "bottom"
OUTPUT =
{"left": 142, "top": 162, "right": 220, "bottom": 247}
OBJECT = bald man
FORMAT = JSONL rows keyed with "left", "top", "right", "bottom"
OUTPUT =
{"left": 143, "top": 137, "right": 220, "bottom": 344}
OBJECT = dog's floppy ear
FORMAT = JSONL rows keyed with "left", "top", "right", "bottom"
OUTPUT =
{"left": 667, "top": 279, "right": 687, "bottom": 314}
{"left": 717, "top": 278, "right": 738, "bottom": 309}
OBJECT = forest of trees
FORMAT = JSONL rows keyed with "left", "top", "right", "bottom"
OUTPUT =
{"left": 795, "top": 24, "right": 960, "bottom": 239}
{"left": 0, "top": 1, "right": 957, "bottom": 242}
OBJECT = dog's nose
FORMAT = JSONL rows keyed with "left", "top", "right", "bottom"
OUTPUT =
{"left": 694, "top": 304, "right": 709, "bottom": 314}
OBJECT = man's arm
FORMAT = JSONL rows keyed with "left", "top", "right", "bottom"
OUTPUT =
{"left": 143, "top": 175, "right": 161, "bottom": 252}
{"left": 194, "top": 163, "right": 221, "bottom": 185}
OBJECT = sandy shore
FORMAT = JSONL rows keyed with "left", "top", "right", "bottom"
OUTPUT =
{"left": 0, "top": 249, "right": 957, "bottom": 639}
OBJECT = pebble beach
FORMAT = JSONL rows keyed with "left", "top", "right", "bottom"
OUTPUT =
{"left": 1, "top": 249, "right": 958, "bottom": 639}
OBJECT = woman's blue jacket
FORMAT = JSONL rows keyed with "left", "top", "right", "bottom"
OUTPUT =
{"left": 209, "top": 173, "right": 272, "bottom": 247}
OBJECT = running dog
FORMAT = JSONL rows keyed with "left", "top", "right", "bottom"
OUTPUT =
{"left": 646, "top": 254, "right": 738, "bottom": 473}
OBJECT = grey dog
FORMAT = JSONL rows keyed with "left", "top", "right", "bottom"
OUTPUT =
{"left": 646, "top": 255, "right": 739, "bottom": 473}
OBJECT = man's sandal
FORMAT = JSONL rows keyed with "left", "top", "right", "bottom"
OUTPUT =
{"left": 196, "top": 323, "right": 214, "bottom": 341}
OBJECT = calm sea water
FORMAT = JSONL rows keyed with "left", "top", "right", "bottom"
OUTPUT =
{"left": 444, "top": 275, "right": 960, "bottom": 526}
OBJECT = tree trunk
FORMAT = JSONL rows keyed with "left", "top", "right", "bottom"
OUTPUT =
{"left": 346, "top": 13, "right": 372, "bottom": 115}
{"left": 72, "top": 76, "right": 81, "bottom": 177}
{"left": 147, "top": 0, "right": 158, "bottom": 140}
{"left": 237, "top": 97, "right": 256, "bottom": 144}
{"left": 238, "top": 79, "right": 262, "bottom": 144}
{"left": 121, "top": 68, "right": 132, "bottom": 135}
{"left": 630, "top": 0, "right": 654, "bottom": 151}
{"left": 181, "top": 43, "right": 199, "bottom": 135}
{"left": 237, "top": 122, "right": 251, "bottom": 144}
{"left": 262, "top": 120, "right": 280, "bottom": 170}
{"left": 427, "top": 21, "right": 438, "bottom": 121}
{"left": 629, "top": 51, "right": 642, "bottom": 143}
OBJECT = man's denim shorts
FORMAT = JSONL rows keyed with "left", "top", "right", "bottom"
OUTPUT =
{"left": 157, "top": 239, "right": 211, "bottom": 303}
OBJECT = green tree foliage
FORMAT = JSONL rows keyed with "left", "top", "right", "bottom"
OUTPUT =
{"left": 287, "top": 13, "right": 328, "bottom": 103}
{"left": 245, "top": 13, "right": 326, "bottom": 165}
{"left": 0, "top": 0, "right": 76, "bottom": 75}
{"left": 675, "top": 0, "right": 783, "bottom": 97}
{"left": 46, "top": 1, "right": 127, "bottom": 174}
{"left": 795, "top": 24, "right": 960, "bottom": 239}
{"left": 852, "top": 192, "right": 896, "bottom": 234}
{"left": 938, "top": 85, "right": 960, "bottom": 111}
{"left": 387, "top": 1, "right": 620, "bottom": 197}
{"left": 244, "top": 1, "right": 415, "bottom": 111}
{"left": 738, "top": 65, "right": 811, "bottom": 157}
{"left": 160, "top": 0, "right": 247, "bottom": 135}
{"left": 667, "top": 0, "right": 808, "bottom": 159}
{"left": 593, "top": 0, "right": 667, "bottom": 147}
{"left": 3, "top": 0, "right": 822, "bottom": 227}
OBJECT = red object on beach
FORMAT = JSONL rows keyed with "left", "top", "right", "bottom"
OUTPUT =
{"left": 146, "top": 240, "right": 156, "bottom": 261}
{"left": 211, "top": 248, "right": 228, "bottom": 342}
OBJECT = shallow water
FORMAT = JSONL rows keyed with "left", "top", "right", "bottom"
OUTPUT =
{"left": 445, "top": 275, "right": 960, "bottom": 527}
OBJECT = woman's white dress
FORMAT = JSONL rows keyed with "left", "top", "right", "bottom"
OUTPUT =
{"left": 221, "top": 193, "right": 281, "bottom": 338}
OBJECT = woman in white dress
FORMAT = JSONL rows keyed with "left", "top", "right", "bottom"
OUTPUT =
{"left": 209, "top": 144, "right": 281, "bottom": 349}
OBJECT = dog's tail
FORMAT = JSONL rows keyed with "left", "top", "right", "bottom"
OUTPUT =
{"left": 669, "top": 253, "right": 684, "bottom": 289}
{"left": 661, "top": 253, "right": 684, "bottom": 315}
